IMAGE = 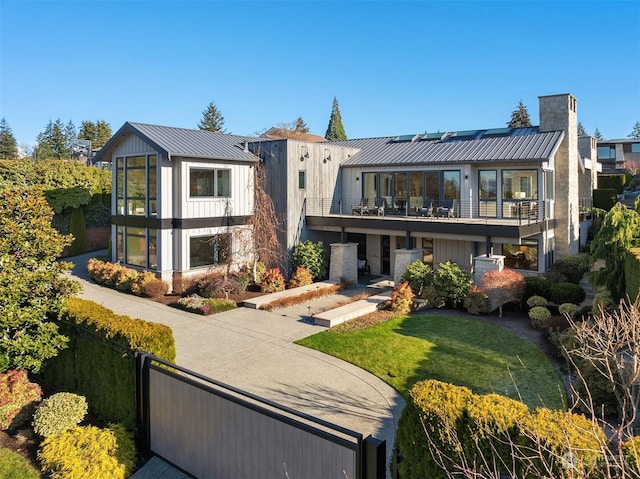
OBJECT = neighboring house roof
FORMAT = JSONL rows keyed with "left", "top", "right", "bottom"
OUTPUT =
{"left": 336, "top": 127, "right": 564, "bottom": 168}
{"left": 261, "top": 127, "right": 327, "bottom": 143}
{"left": 599, "top": 138, "right": 640, "bottom": 144}
{"left": 94, "top": 122, "right": 259, "bottom": 163}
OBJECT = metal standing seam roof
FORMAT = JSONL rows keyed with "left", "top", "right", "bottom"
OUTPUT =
{"left": 95, "top": 122, "right": 259, "bottom": 163}
{"left": 337, "top": 129, "right": 565, "bottom": 167}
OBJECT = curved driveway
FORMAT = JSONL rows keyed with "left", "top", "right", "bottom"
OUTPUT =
{"left": 69, "top": 254, "right": 405, "bottom": 465}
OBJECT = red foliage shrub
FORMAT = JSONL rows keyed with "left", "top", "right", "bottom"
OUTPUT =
{"left": 481, "top": 269, "right": 526, "bottom": 317}
{"left": 0, "top": 370, "right": 42, "bottom": 430}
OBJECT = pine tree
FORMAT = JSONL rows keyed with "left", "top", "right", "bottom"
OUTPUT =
{"left": 325, "top": 97, "right": 347, "bottom": 141}
{"left": 36, "top": 119, "right": 72, "bottom": 160}
{"left": 0, "top": 118, "right": 18, "bottom": 160}
{"left": 78, "top": 120, "right": 112, "bottom": 149}
{"left": 577, "top": 122, "right": 587, "bottom": 137}
{"left": 594, "top": 128, "right": 604, "bottom": 141}
{"left": 198, "top": 101, "right": 226, "bottom": 133}
{"left": 507, "top": 100, "right": 532, "bottom": 128}
{"left": 294, "top": 117, "right": 309, "bottom": 133}
{"left": 629, "top": 121, "right": 640, "bottom": 139}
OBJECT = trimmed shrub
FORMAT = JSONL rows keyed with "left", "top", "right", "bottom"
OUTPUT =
{"left": 523, "top": 276, "right": 551, "bottom": 303}
{"left": 549, "top": 282, "right": 586, "bottom": 305}
{"left": 141, "top": 278, "right": 168, "bottom": 298}
{"left": 529, "top": 306, "right": 551, "bottom": 328}
{"left": 547, "top": 254, "right": 591, "bottom": 284}
{"left": 176, "top": 295, "right": 237, "bottom": 315}
{"left": 400, "top": 260, "right": 434, "bottom": 299}
{"left": 591, "top": 289, "right": 617, "bottom": 315}
{"left": 40, "top": 298, "right": 175, "bottom": 427}
{"left": 38, "top": 424, "right": 136, "bottom": 479}
{"left": 114, "top": 266, "right": 138, "bottom": 292}
{"left": 626, "top": 248, "right": 640, "bottom": 301}
{"left": 0, "top": 370, "right": 42, "bottom": 430}
{"left": 261, "top": 268, "right": 286, "bottom": 293}
{"left": 291, "top": 241, "right": 327, "bottom": 280}
{"left": 288, "top": 266, "right": 313, "bottom": 288}
{"left": 67, "top": 207, "right": 86, "bottom": 256}
{"left": 198, "top": 273, "right": 246, "bottom": 298}
{"left": 391, "top": 282, "right": 414, "bottom": 314}
{"left": 463, "top": 285, "right": 490, "bottom": 315}
{"left": 593, "top": 188, "right": 617, "bottom": 211}
{"left": 396, "top": 380, "right": 474, "bottom": 479}
{"left": 598, "top": 174, "right": 626, "bottom": 194}
{"left": 33, "top": 392, "right": 88, "bottom": 438}
{"left": 623, "top": 435, "right": 640, "bottom": 473}
{"left": 527, "top": 295, "right": 548, "bottom": 308}
{"left": 131, "top": 271, "right": 162, "bottom": 297}
{"left": 558, "top": 302, "right": 579, "bottom": 319}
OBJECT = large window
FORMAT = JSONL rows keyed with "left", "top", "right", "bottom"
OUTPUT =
{"left": 115, "top": 154, "right": 157, "bottom": 217}
{"left": 503, "top": 240, "right": 538, "bottom": 271}
{"left": 190, "top": 168, "right": 231, "bottom": 197}
{"left": 190, "top": 234, "right": 230, "bottom": 268}
{"left": 597, "top": 146, "right": 616, "bottom": 160}
{"left": 116, "top": 226, "right": 157, "bottom": 269}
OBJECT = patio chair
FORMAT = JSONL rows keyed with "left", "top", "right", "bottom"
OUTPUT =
{"left": 371, "top": 197, "right": 386, "bottom": 216}
{"left": 417, "top": 199, "right": 434, "bottom": 217}
{"left": 357, "top": 258, "right": 371, "bottom": 275}
{"left": 436, "top": 199, "right": 456, "bottom": 218}
{"left": 352, "top": 198, "right": 369, "bottom": 216}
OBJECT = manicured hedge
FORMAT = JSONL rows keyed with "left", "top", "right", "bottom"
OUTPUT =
{"left": 626, "top": 248, "right": 640, "bottom": 301}
{"left": 40, "top": 298, "right": 175, "bottom": 428}
{"left": 598, "top": 174, "right": 626, "bottom": 194}
{"left": 593, "top": 188, "right": 618, "bottom": 211}
{"left": 396, "top": 379, "right": 607, "bottom": 479}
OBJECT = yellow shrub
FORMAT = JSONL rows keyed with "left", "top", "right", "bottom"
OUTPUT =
{"left": 38, "top": 424, "right": 136, "bottom": 479}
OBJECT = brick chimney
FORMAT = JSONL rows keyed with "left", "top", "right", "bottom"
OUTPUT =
{"left": 539, "top": 93, "right": 580, "bottom": 257}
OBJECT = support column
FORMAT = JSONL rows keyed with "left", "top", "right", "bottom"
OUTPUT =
{"left": 394, "top": 249, "right": 423, "bottom": 286}
{"left": 473, "top": 254, "right": 505, "bottom": 284}
{"left": 329, "top": 242, "right": 358, "bottom": 284}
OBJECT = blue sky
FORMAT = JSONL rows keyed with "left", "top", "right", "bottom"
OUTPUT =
{"left": 1, "top": 0, "right": 639, "bottom": 148}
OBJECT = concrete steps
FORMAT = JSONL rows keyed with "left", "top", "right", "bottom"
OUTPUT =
{"left": 242, "top": 281, "right": 340, "bottom": 309}
{"left": 313, "top": 290, "right": 392, "bottom": 328}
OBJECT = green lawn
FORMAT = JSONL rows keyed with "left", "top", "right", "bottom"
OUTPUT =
{"left": 0, "top": 448, "right": 40, "bottom": 479}
{"left": 296, "top": 314, "right": 566, "bottom": 409}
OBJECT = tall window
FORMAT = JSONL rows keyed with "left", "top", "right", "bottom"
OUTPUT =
{"left": 190, "top": 168, "right": 231, "bottom": 197}
{"left": 502, "top": 170, "right": 537, "bottom": 199}
{"left": 362, "top": 172, "right": 377, "bottom": 201}
{"left": 298, "top": 170, "right": 306, "bottom": 190}
{"left": 479, "top": 170, "right": 497, "bottom": 217}
{"left": 115, "top": 154, "right": 157, "bottom": 217}
{"left": 116, "top": 226, "right": 157, "bottom": 269}
{"left": 190, "top": 234, "right": 230, "bottom": 268}
{"left": 443, "top": 171, "right": 460, "bottom": 200}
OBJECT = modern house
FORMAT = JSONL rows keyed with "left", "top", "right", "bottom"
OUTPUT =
{"left": 597, "top": 137, "right": 640, "bottom": 173}
{"left": 94, "top": 122, "right": 257, "bottom": 287}
{"left": 95, "top": 93, "right": 596, "bottom": 289}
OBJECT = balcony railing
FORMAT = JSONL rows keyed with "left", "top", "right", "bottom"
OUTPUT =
{"left": 305, "top": 197, "right": 546, "bottom": 226}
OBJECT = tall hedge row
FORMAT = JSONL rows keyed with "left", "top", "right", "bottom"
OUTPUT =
{"left": 593, "top": 189, "right": 618, "bottom": 210}
{"left": 627, "top": 248, "right": 640, "bottom": 301}
{"left": 396, "top": 379, "right": 608, "bottom": 479}
{"left": 598, "top": 174, "right": 626, "bottom": 194}
{"left": 40, "top": 298, "right": 175, "bottom": 428}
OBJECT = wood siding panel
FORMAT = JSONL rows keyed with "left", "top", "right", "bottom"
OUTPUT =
{"left": 112, "top": 134, "right": 156, "bottom": 156}
{"left": 434, "top": 239, "right": 473, "bottom": 270}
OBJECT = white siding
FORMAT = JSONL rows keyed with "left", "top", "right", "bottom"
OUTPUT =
{"left": 434, "top": 239, "right": 473, "bottom": 270}
{"left": 176, "top": 158, "right": 253, "bottom": 219}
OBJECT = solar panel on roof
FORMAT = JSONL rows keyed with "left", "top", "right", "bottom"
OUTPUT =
{"left": 483, "top": 127, "right": 512, "bottom": 137}
{"left": 421, "top": 132, "right": 444, "bottom": 141}
{"left": 391, "top": 134, "right": 418, "bottom": 143}
{"left": 451, "top": 130, "right": 479, "bottom": 139}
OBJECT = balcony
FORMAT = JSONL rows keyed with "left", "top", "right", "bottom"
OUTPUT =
{"left": 304, "top": 197, "right": 552, "bottom": 241}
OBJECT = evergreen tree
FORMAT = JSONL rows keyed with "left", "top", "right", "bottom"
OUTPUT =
{"left": 629, "top": 121, "right": 640, "bottom": 139}
{"left": 590, "top": 202, "right": 640, "bottom": 301}
{"left": 0, "top": 118, "right": 18, "bottom": 160}
{"left": 577, "top": 122, "right": 587, "bottom": 137}
{"left": 294, "top": 117, "right": 309, "bottom": 133}
{"left": 78, "top": 120, "right": 112, "bottom": 149}
{"left": 198, "top": 101, "right": 226, "bottom": 133}
{"left": 507, "top": 100, "right": 532, "bottom": 128}
{"left": 325, "top": 97, "right": 347, "bottom": 141}
{"left": 36, "top": 119, "right": 71, "bottom": 160}
{"left": 594, "top": 128, "right": 604, "bottom": 141}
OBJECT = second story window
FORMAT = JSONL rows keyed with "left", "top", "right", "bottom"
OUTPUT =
{"left": 190, "top": 168, "right": 231, "bottom": 197}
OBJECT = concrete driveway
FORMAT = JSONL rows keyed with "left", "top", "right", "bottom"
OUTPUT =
{"left": 68, "top": 253, "right": 405, "bottom": 466}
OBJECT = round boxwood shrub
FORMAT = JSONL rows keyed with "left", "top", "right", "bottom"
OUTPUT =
{"left": 549, "top": 282, "right": 586, "bottom": 305}
{"left": 33, "top": 392, "right": 88, "bottom": 438}
{"left": 547, "top": 254, "right": 591, "bottom": 284}
{"left": 524, "top": 276, "right": 551, "bottom": 302}
{"left": 558, "top": 303, "right": 579, "bottom": 319}
{"left": 529, "top": 306, "right": 551, "bottom": 328}
{"left": 527, "top": 295, "right": 548, "bottom": 308}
